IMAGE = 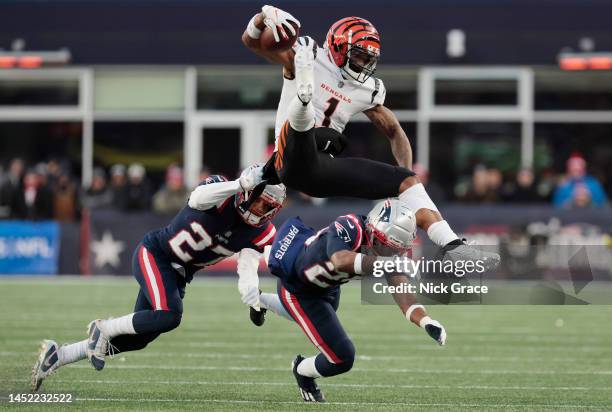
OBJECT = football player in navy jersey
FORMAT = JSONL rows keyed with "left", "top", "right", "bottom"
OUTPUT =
{"left": 31, "top": 164, "right": 286, "bottom": 391}
{"left": 261, "top": 198, "right": 447, "bottom": 402}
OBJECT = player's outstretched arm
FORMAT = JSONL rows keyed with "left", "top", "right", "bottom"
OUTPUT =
{"left": 188, "top": 164, "right": 263, "bottom": 210}
{"left": 330, "top": 250, "right": 447, "bottom": 345}
{"left": 237, "top": 248, "right": 263, "bottom": 311}
{"left": 242, "top": 5, "right": 297, "bottom": 74}
{"left": 364, "top": 104, "right": 413, "bottom": 169}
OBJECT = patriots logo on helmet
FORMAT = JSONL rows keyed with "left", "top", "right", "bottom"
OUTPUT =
{"left": 335, "top": 222, "right": 352, "bottom": 243}
{"left": 377, "top": 199, "right": 392, "bottom": 222}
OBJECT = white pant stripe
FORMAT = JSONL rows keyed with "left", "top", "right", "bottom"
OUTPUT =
{"left": 142, "top": 247, "right": 162, "bottom": 310}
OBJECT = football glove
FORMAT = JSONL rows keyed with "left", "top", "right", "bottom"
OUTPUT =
{"left": 420, "top": 317, "right": 447, "bottom": 346}
{"left": 261, "top": 5, "right": 301, "bottom": 42}
{"left": 238, "top": 163, "right": 264, "bottom": 192}
{"left": 237, "top": 248, "right": 262, "bottom": 311}
{"left": 238, "top": 280, "right": 261, "bottom": 311}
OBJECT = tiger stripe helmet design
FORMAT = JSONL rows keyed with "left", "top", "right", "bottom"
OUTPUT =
{"left": 325, "top": 16, "right": 381, "bottom": 83}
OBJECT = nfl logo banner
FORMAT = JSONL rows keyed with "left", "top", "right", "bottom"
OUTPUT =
{"left": 0, "top": 221, "right": 60, "bottom": 275}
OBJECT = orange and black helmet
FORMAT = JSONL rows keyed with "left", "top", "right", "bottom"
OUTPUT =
{"left": 325, "top": 17, "right": 381, "bottom": 83}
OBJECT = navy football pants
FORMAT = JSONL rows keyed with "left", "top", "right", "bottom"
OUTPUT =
{"left": 278, "top": 282, "right": 356, "bottom": 377}
{"left": 272, "top": 122, "right": 415, "bottom": 199}
{"left": 109, "top": 243, "right": 185, "bottom": 354}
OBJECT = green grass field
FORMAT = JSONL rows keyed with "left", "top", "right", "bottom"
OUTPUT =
{"left": 1, "top": 276, "right": 611, "bottom": 411}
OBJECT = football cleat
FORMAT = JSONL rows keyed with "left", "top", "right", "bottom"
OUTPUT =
{"left": 441, "top": 239, "right": 500, "bottom": 276}
{"left": 31, "top": 339, "right": 60, "bottom": 392}
{"left": 422, "top": 319, "right": 447, "bottom": 346}
{"left": 249, "top": 306, "right": 267, "bottom": 327}
{"left": 292, "top": 355, "right": 325, "bottom": 402}
{"left": 294, "top": 41, "right": 315, "bottom": 105}
{"left": 86, "top": 320, "right": 109, "bottom": 371}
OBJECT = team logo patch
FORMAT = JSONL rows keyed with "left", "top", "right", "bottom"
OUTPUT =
{"left": 335, "top": 222, "right": 352, "bottom": 243}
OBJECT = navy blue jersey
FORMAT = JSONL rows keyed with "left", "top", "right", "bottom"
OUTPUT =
{"left": 143, "top": 175, "right": 276, "bottom": 281}
{"left": 268, "top": 213, "right": 367, "bottom": 295}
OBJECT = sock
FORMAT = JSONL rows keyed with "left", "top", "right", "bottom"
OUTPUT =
{"left": 58, "top": 339, "right": 87, "bottom": 366}
{"left": 288, "top": 96, "right": 315, "bottom": 131}
{"left": 297, "top": 355, "right": 322, "bottom": 378}
{"left": 98, "top": 313, "right": 136, "bottom": 339}
{"left": 398, "top": 183, "right": 440, "bottom": 214}
{"left": 427, "top": 220, "right": 460, "bottom": 247}
{"left": 260, "top": 293, "right": 293, "bottom": 321}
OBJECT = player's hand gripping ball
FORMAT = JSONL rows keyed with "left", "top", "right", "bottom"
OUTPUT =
{"left": 260, "top": 5, "right": 300, "bottom": 51}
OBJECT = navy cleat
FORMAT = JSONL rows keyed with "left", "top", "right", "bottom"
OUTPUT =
{"left": 292, "top": 355, "right": 325, "bottom": 402}
{"left": 31, "top": 340, "right": 60, "bottom": 392}
{"left": 86, "top": 320, "right": 109, "bottom": 371}
{"left": 249, "top": 306, "right": 267, "bottom": 327}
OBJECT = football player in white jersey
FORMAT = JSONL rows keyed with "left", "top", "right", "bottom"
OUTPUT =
{"left": 242, "top": 5, "right": 500, "bottom": 269}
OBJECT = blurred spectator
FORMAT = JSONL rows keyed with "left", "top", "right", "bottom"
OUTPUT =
{"left": 46, "top": 159, "right": 62, "bottom": 188}
{"left": 53, "top": 170, "right": 79, "bottom": 222}
{"left": 571, "top": 184, "right": 594, "bottom": 209}
{"left": 115, "top": 163, "right": 152, "bottom": 211}
{"left": 83, "top": 168, "right": 113, "bottom": 209}
{"left": 461, "top": 165, "right": 500, "bottom": 203}
{"left": 413, "top": 163, "right": 446, "bottom": 204}
{"left": 505, "top": 168, "right": 541, "bottom": 202}
{"left": 553, "top": 154, "right": 607, "bottom": 208}
{"left": 153, "top": 164, "right": 189, "bottom": 215}
{"left": 10, "top": 169, "right": 53, "bottom": 220}
{"left": 109, "top": 164, "right": 127, "bottom": 209}
{"left": 0, "top": 158, "right": 24, "bottom": 218}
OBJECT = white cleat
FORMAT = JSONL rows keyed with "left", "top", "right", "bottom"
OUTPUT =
{"left": 86, "top": 320, "right": 109, "bottom": 371}
{"left": 441, "top": 240, "right": 501, "bottom": 276}
{"left": 31, "top": 340, "right": 60, "bottom": 392}
{"left": 294, "top": 42, "right": 315, "bottom": 105}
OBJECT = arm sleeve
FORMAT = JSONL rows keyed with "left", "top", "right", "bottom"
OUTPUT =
{"left": 237, "top": 248, "right": 261, "bottom": 283}
{"left": 326, "top": 215, "right": 365, "bottom": 257}
{"left": 187, "top": 175, "right": 241, "bottom": 211}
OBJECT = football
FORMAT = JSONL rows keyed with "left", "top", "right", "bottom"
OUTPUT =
{"left": 260, "top": 22, "right": 300, "bottom": 51}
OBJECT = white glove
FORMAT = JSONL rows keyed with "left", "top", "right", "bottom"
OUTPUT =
{"left": 419, "top": 316, "right": 447, "bottom": 346}
{"left": 237, "top": 248, "right": 262, "bottom": 310}
{"left": 239, "top": 280, "right": 261, "bottom": 311}
{"left": 238, "top": 163, "right": 264, "bottom": 192}
{"left": 261, "top": 5, "right": 301, "bottom": 42}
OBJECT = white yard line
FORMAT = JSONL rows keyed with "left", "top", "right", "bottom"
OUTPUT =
{"left": 2, "top": 396, "right": 604, "bottom": 409}
{"left": 4, "top": 362, "right": 611, "bottom": 375}
{"left": 3, "top": 377, "right": 612, "bottom": 392}
{"left": 1, "top": 350, "right": 608, "bottom": 365}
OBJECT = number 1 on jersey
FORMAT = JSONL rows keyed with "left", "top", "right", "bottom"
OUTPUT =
{"left": 322, "top": 97, "right": 340, "bottom": 127}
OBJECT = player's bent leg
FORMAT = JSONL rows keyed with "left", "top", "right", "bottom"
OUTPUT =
{"left": 279, "top": 285, "right": 355, "bottom": 402}
{"left": 260, "top": 292, "right": 293, "bottom": 321}
{"left": 87, "top": 244, "right": 184, "bottom": 371}
{"left": 294, "top": 37, "right": 315, "bottom": 105}
{"left": 398, "top": 176, "right": 501, "bottom": 271}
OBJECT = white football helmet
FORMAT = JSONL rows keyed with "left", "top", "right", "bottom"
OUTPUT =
{"left": 365, "top": 198, "right": 416, "bottom": 256}
{"left": 236, "top": 183, "right": 286, "bottom": 227}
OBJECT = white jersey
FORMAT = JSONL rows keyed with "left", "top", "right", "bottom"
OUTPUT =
{"left": 274, "top": 37, "right": 386, "bottom": 146}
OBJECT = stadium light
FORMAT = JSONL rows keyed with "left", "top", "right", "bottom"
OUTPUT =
{"left": 0, "top": 49, "right": 71, "bottom": 69}
{"left": 558, "top": 51, "right": 612, "bottom": 71}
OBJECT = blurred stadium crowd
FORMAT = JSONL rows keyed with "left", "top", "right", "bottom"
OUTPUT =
{"left": 0, "top": 150, "right": 607, "bottom": 223}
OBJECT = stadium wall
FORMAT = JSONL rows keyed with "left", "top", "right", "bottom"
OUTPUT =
{"left": 1, "top": 203, "right": 608, "bottom": 276}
